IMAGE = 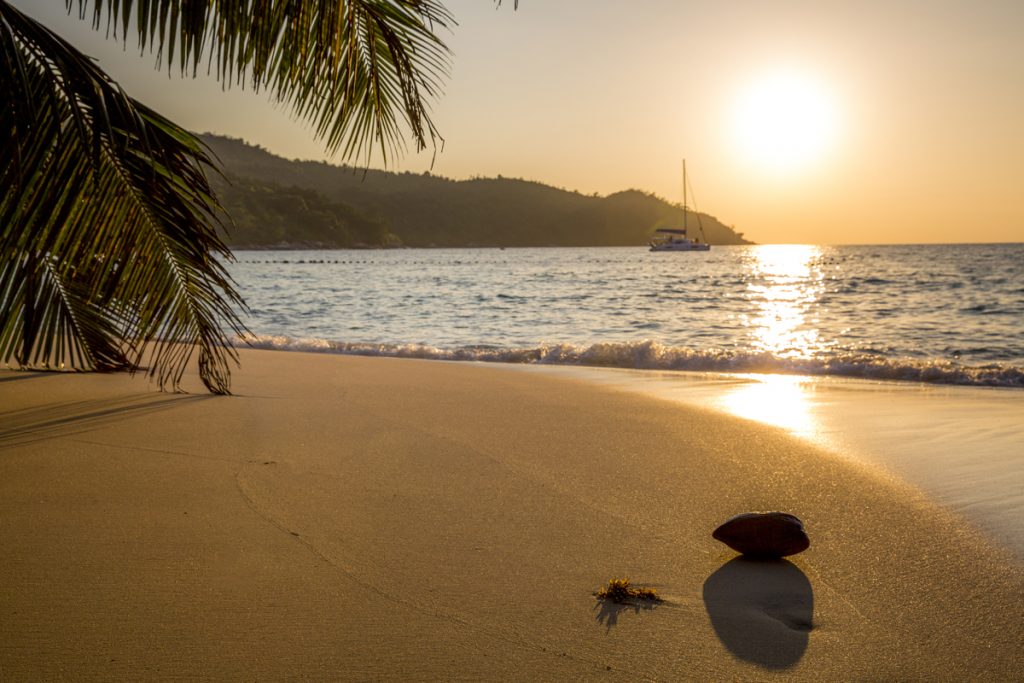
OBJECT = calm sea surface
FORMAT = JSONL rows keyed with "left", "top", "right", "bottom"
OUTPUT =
{"left": 229, "top": 243, "right": 1024, "bottom": 387}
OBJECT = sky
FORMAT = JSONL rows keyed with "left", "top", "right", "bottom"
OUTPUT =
{"left": 14, "top": 0, "right": 1024, "bottom": 244}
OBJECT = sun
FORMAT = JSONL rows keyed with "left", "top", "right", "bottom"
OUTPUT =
{"left": 731, "top": 71, "right": 840, "bottom": 173}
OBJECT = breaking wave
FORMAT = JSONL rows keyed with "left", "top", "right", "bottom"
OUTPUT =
{"left": 244, "top": 336, "right": 1024, "bottom": 388}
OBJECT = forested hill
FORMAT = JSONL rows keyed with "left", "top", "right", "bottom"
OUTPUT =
{"left": 203, "top": 134, "right": 752, "bottom": 248}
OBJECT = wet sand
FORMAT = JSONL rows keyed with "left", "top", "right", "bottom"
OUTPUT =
{"left": 516, "top": 365, "right": 1024, "bottom": 559}
{"left": 2, "top": 350, "right": 1023, "bottom": 679}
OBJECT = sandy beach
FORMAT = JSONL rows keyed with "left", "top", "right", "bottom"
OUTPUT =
{"left": 514, "top": 365, "right": 1024, "bottom": 561}
{"left": 2, "top": 349, "right": 1023, "bottom": 680}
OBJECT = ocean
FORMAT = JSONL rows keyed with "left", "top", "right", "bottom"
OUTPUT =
{"left": 229, "top": 243, "right": 1024, "bottom": 556}
{"left": 231, "top": 243, "right": 1024, "bottom": 387}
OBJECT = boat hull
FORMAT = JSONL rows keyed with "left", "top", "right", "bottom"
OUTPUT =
{"left": 649, "top": 241, "right": 711, "bottom": 252}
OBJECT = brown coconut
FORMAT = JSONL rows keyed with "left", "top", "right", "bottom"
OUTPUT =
{"left": 712, "top": 512, "right": 810, "bottom": 558}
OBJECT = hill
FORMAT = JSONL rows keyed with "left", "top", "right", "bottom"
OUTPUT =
{"left": 203, "top": 135, "right": 752, "bottom": 248}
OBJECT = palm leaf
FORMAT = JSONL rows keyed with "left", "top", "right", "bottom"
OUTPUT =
{"left": 70, "top": 0, "right": 458, "bottom": 164}
{"left": 0, "top": 250, "right": 131, "bottom": 371}
{"left": 2, "top": 0, "right": 517, "bottom": 393}
{"left": 1, "top": 1, "right": 247, "bottom": 394}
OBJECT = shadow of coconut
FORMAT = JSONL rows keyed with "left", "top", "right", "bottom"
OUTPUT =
{"left": 702, "top": 557, "right": 813, "bottom": 669}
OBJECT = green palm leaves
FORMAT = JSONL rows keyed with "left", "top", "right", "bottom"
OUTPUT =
{"left": 1, "top": 0, "right": 468, "bottom": 393}
{"left": 74, "top": 0, "right": 455, "bottom": 161}
{"left": 1, "top": 1, "right": 246, "bottom": 393}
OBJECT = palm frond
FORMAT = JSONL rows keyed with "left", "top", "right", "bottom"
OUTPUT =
{"left": 70, "top": 0, "right": 457, "bottom": 164}
{"left": 0, "top": 250, "right": 132, "bottom": 372}
{"left": 1, "top": 1, "right": 247, "bottom": 394}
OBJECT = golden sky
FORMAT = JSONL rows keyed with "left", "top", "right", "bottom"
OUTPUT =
{"left": 17, "top": 0, "right": 1024, "bottom": 244}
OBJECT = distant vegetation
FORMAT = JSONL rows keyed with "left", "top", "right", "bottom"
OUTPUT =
{"left": 205, "top": 135, "right": 752, "bottom": 249}
{"left": 211, "top": 175, "right": 394, "bottom": 249}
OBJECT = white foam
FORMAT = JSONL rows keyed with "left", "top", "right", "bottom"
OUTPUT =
{"left": 243, "top": 336, "right": 1024, "bottom": 388}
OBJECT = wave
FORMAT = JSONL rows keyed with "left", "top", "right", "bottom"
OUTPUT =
{"left": 243, "top": 336, "right": 1024, "bottom": 388}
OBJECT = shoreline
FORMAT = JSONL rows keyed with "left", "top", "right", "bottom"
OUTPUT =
{"left": 240, "top": 334, "right": 1024, "bottom": 389}
{"left": 507, "top": 364, "right": 1024, "bottom": 560}
{"left": 2, "top": 349, "right": 1023, "bottom": 679}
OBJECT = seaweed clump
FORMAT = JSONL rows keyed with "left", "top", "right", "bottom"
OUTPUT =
{"left": 595, "top": 578, "right": 661, "bottom": 603}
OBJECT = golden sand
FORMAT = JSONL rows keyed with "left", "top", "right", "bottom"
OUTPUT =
{"left": 2, "top": 350, "right": 1022, "bottom": 679}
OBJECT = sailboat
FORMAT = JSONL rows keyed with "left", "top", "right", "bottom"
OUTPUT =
{"left": 649, "top": 160, "right": 711, "bottom": 252}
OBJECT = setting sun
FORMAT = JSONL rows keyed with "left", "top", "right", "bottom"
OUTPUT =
{"left": 731, "top": 71, "right": 840, "bottom": 173}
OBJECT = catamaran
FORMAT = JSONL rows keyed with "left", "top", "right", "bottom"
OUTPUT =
{"left": 649, "top": 160, "right": 710, "bottom": 252}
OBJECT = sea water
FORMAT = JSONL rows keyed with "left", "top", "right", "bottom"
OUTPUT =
{"left": 228, "top": 243, "right": 1024, "bottom": 557}
{"left": 232, "top": 243, "right": 1023, "bottom": 387}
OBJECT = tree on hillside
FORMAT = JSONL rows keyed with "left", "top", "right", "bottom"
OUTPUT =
{"left": 0, "top": 0, "right": 472, "bottom": 393}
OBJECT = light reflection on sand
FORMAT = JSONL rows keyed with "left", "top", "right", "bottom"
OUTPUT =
{"left": 715, "top": 374, "right": 817, "bottom": 439}
{"left": 505, "top": 246, "right": 1024, "bottom": 557}
{"left": 509, "top": 363, "right": 1024, "bottom": 560}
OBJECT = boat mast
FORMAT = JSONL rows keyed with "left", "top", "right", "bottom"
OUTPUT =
{"left": 682, "top": 159, "right": 688, "bottom": 235}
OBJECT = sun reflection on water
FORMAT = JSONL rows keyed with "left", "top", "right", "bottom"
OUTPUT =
{"left": 717, "top": 246, "right": 829, "bottom": 438}
{"left": 742, "top": 244, "right": 826, "bottom": 359}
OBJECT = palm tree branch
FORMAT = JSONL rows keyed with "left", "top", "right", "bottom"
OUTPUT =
{"left": 0, "top": 248, "right": 133, "bottom": 371}
{"left": 89, "top": 119, "right": 246, "bottom": 392}
{"left": 1, "top": 0, "right": 247, "bottom": 393}
{"left": 69, "top": 0, "right": 456, "bottom": 162}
